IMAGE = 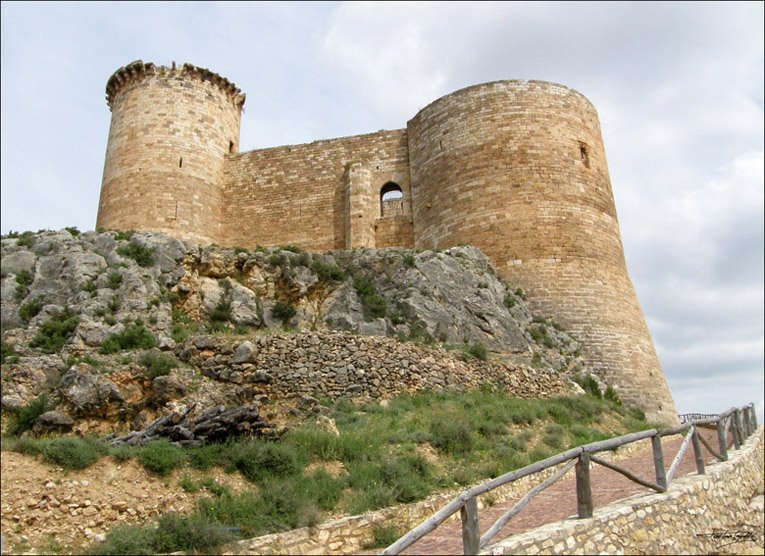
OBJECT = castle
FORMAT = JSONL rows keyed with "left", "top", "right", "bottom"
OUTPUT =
{"left": 96, "top": 61, "right": 678, "bottom": 424}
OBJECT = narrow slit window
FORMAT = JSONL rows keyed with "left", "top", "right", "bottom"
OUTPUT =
{"left": 229, "top": 141, "right": 235, "bottom": 154}
{"left": 579, "top": 142, "right": 590, "bottom": 168}
{"left": 179, "top": 157, "right": 183, "bottom": 168}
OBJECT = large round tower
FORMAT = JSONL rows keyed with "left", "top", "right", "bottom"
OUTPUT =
{"left": 408, "top": 81, "right": 677, "bottom": 424}
{"left": 96, "top": 61, "right": 245, "bottom": 245}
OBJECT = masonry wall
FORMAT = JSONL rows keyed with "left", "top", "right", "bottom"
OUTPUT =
{"left": 97, "top": 62, "right": 243, "bottom": 246}
{"left": 407, "top": 81, "right": 676, "bottom": 424}
{"left": 218, "top": 130, "right": 412, "bottom": 251}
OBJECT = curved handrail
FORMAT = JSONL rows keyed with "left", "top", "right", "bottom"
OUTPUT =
{"left": 381, "top": 402, "right": 758, "bottom": 555}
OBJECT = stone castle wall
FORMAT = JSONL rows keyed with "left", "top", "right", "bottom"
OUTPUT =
{"left": 95, "top": 62, "right": 678, "bottom": 423}
{"left": 218, "top": 129, "right": 411, "bottom": 251}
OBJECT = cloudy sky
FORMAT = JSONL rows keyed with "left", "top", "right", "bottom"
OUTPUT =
{"left": 2, "top": 1, "right": 763, "bottom": 421}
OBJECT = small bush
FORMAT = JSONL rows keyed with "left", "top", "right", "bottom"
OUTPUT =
{"left": 117, "top": 242, "right": 155, "bottom": 267}
{"left": 210, "top": 297, "right": 232, "bottom": 323}
{"left": 271, "top": 299, "right": 296, "bottom": 325}
{"left": 16, "top": 231, "right": 36, "bottom": 248}
{"left": 107, "top": 272, "right": 123, "bottom": 289}
{"left": 309, "top": 258, "right": 346, "bottom": 282}
{"left": 429, "top": 420, "right": 474, "bottom": 455}
{"left": 41, "top": 438, "right": 103, "bottom": 469}
{"left": 574, "top": 375, "right": 602, "bottom": 398}
{"left": 353, "top": 274, "right": 387, "bottom": 320}
{"left": 19, "top": 296, "right": 45, "bottom": 323}
{"left": 138, "top": 351, "right": 177, "bottom": 379}
{"left": 29, "top": 308, "right": 80, "bottom": 353}
{"left": 64, "top": 226, "right": 80, "bottom": 236}
{"left": 87, "top": 523, "right": 156, "bottom": 555}
{"left": 138, "top": 439, "right": 185, "bottom": 476}
{"left": 234, "top": 441, "right": 303, "bottom": 483}
{"left": 604, "top": 385, "right": 622, "bottom": 405}
{"left": 179, "top": 474, "right": 199, "bottom": 493}
{"left": 15, "top": 269, "right": 33, "bottom": 288}
{"left": 503, "top": 292, "right": 516, "bottom": 309}
{"left": 402, "top": 253, "right": 416, "bottom": 268}
{"left": 100, "top": 322, "right": 157, "bottom": 354}
{"left": 464, "top": 342, "right": 488, "bottom": 361}
{"left": 281, "top": 244, "right": 302, "bottom": 253}
{"left": 1, "top": 341, "right": 17, "bottom": 365}
{"left": 514, "top": 287, "right": 525, "bottom": 298}
{"left": 364, "top": 525, "right": 403, "bottom": 549}
{"left": 113, "top": 230, "right": 135, "bottom": 241}
{"left": 82, "top": 279, "right": 98, "bottom": 297}
{"left": 7, "top": 393, "right": 55, "bottom": 435}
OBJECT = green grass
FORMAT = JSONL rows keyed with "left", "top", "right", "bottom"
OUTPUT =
{"left": 352, "top": 274, "right": 387, "bottom": 320}
{"left": 6, "top": 393, "right": 55, "bottom": 435}
{"left": 0, "top": 387, "right": 655, "bottom": 556}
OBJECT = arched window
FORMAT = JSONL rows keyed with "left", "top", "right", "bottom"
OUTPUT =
{"left": 380, "top": 182, "right": 403, "bottom": 217}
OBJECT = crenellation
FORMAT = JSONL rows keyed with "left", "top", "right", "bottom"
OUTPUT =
{"left": 95, "top": 61, "right": 678, "bottom": 423}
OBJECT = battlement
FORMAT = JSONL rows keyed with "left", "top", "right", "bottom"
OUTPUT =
{"left": 105, "top": 60, "right": 245, "bottom": 111}
{"left": 96, "top": 61, "right": 678, "bottom": 424}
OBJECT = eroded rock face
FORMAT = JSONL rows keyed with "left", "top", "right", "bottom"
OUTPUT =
{"left": 1, "top": 229, "right": 591, "bottom": 435}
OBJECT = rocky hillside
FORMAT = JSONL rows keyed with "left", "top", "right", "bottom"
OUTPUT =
{"left": 1, "top": 228, "right": 593, "bottom": 437}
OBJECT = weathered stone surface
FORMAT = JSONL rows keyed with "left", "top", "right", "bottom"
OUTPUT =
{"left": 33, "top": 411, "right": 75, "bottom": 433}
{"left": 58, "top": 365, "right": 124, "bottom": 417}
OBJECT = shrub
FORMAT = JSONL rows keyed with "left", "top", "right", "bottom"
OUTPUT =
{"left": 152, "top": 513, "right": 234, "bottom": 553}
{"left": 16, "top": 231, "right": 36, "bottom": 248}
{"left": 271, "top": 299, "right": 296, "bottom": 325}
{"left": 179, "top": 474, "right": 199, "bottom": 493}
{"left": 113, "top": 230, "right": 135, "bottom": 241}
{"left": 503, "top": 292, "right": 516, "bottom": 309}
{"left": 365, "top": 525, "right": 403, "bottom": 549}
{"left": 353, "top": 274, "right": 387, "bottom": 320}
{"left": 574, "top": 375, "right": 602, "bottom": 398}
{"left": 138, "top": 351, "right": 177, "bottom": 379}
{"left": 7, "top": 393, "right": 55, "bottom": 435}
{"left": 15, "top": 269, "right": 33, "bottom": 288}
{"left": 64, "top": 226, "right": 80, "bottom": 236}
{"left": 429, "top": 420, "right": 474, "bottom": 455}
{"left": 19, "top": 296, "right": 45, "bottom": 323}
{"left": 138, "top": 439, "right": 185, "bottom": 476}
{"left": 234, "top": 441, "right": 304, "bottom": 483}
{"left": 514, "top": 287, "right": 525, "bottom": 298}
{"left": 41, "top": 438, "right": 103, "bottom": 469}
{"left": 281, "top": 244, "right": 302, "bottom": 253}
{"left": 604, "top": 385, "right": 622, "bottom": 405}
{"left": 107, "top": 272, "right": 123, "bottom": 289}
{"left": 402, "top": 253, "right": 416, "bottom": 268}
{"left": 117, "top": 242, "right": 155, "bottom": 267}
{"left": 87, "top": 523, "right": 156, "bottom": 555}
{"left": 82, "top": 279, "right": 98, "bottom": 297}
{"left": 1, "top": 341, "right": 17, "bottom": 364}
{"left": 210, "top": 296, "right": 232, "bottom": 323}
{"left": 29, "top": 308, "right": 80, "bottom": 353}
{"left": 464, "top": 342, "right": 488, "bottom": 361}
{"left": 100, "top": 322, "right": 157, "bottom": 354}
{"left": 309, "top": 258, "right": 346, "bottom": 282}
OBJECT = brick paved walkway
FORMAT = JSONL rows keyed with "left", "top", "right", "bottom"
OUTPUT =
{"left": 398, "top": 428, "right": 728, "bottom": 555}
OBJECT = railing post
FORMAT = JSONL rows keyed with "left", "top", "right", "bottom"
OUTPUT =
{"left": 651, "top": 434, "right": 667, "bottom": 490}
{"left": 752, "top": 404, "right": 759, "bottom": 429}
{"left": 575, "top": 453, "right": 593, "bottom": 518}
{"left": 742, "top": 407, "right": 752, "bottom": 437}
{"left": 716, "top": 418, "right": 728, "bottom": 461}
{"left": 731, "top": 411, "right": 741, "bottom": 450}
{"left": 460, "top": 496, "right": 479, "bottom": 555}
{"left": 691, "top": 427, "right": 705, "bottom": 475}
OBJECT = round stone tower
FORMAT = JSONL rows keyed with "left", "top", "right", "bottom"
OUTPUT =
{"left": 408, "top": 80, "right": 677, "bottom": 424}
{"left": 96, "top": 61, "right": 245, "bottom": 245}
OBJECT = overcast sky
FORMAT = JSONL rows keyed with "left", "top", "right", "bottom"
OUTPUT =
{"left": 1, "top": 1, "right": 763, "bottom": 421}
